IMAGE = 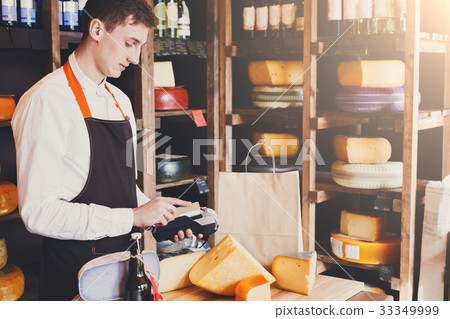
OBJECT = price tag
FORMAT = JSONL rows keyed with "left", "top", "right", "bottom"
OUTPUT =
{"left": 191, "top": 110, "right": 207, "bottom": 127}
{"left": 374, "top": 191, "right": 395, "bottom": 212}
{"left": 195, "top": 177, "right": 209, "bottom": 194}
{"left": 379, "top": 264, "right": 396, "bottom": 283}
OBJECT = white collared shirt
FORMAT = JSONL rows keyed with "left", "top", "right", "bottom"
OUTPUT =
{"left": 11, "top": 53, "right": 150, "bottom": 240}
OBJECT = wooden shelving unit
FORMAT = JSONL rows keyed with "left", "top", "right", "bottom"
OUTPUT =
{"left": 302, "top": 0, "right": 450, "bottom": 301}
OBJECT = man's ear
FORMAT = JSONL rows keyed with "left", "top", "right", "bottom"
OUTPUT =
{"left": 89, "top": 19, "right": 104, "bottom": 41}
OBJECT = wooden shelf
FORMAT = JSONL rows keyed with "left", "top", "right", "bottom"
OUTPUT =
{"left": 226, "top": 108, "right": 301, "bottom": 126}
{"left": 155, "top": 109, "right": 205, "bottom": 118}
{"left": 0, "top": 210, "right": 20, "bottom": 222}
{"left": 156, "top": 174, "right": 207, "bottom": 190}
{"left": 0, "top": 120, "right": 11, "bottom": 127}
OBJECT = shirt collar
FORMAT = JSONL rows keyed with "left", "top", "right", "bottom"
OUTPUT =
{"left": 68, "top": 53, "right": 107, "bottom": 94}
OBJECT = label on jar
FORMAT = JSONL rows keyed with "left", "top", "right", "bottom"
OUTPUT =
{"left": 281, "top": 3, "right": 296, "bottom": 27}
{"left": 167, "top": 2, "right": 178, "bottom": 28}
{"left": 20, "top": 0, "right": 35, "bottom": 23}
{"left": 374, "top": 0, "right": 394, "bottom": 18}
{"left": 357, "top": 0, "right": 373, "bottom": 19}
{"left": 327, "top": 0, "right": 342, "bottom": 21}
{"left": 243, "top": 6, "right": 255, "bottom": 31}
{"left": 1, "top": 0, "right": 17, "bottom": 22}
{"left": 269, "top": 4, "right": 280, "bottom": 27}
{"left": 255, "top": 6, "right": 268, "bottom": 31}
{"left": 58, "top": 1, "right": 63, "bottom": 25}
{"left": 343, "top": 0, "right": 357, "bottom": 20}
{"left": 154, "top": 2, "right": 166, "bottom": 21}
{"left": 63, "top": 2, "right": 79, "bottom": 27}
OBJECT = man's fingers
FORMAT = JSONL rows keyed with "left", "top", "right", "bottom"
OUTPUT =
{"left": 177, "top": 230, "right": 185, "bottom": 241}
{"left": 160, "top": 197, "right": 192, "bottom": 207}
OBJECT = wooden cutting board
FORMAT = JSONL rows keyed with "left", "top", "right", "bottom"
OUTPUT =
{"left": 163, "top": 275, "right": 364, "bottom": 301}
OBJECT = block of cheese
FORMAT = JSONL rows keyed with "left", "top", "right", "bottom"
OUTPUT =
{"left": 154, "top": 61, "right": 175, "bottom": 88}
{"left": 251, "top": 86, "right": 303, "bottom": 109}
{"left": 253, "top": 132, "right": 299, "bottom": 157}
{"left": 0, "top": 264, "right": 25, "bottom": 301}
{"left": 0, "top": 238, "right": 6, "bottom": 270}
{"left": 158, "top": 250, "right": 205, "bottom": 293}
{"left": 0, "top": 95, "right": 15, "bottom": 121}
{"left": 0, "top": 182, "right": 18, "bottom": 216}
{"left": 235, "top": 274, "right": 271, "bottom": 301}
{"left": 330, "top": 230, "right": 400, "bottom": 264}
{"left": 340, "top": 210, "right": 387, "bottom": 241}
{"left": 337, "top": 60, "right": 405, "bottom": 88}
{"left": 189, "top": 234, "right": 276, "bottom": 296}
{"left": 334, "top": 135, "right": 392, "bottom": 164}
{"left": 331, "top": 161, "right": 402, "bottom": 189}
{"left": 272, "top": 251, "right": 317, "bottom": 296}
{"left": 248, "top": 61, "right": 304, "bottom": 86}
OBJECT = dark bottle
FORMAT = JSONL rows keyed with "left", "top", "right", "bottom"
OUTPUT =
{"left": 166, "top": 0, "right": 177, "bottom": 38}
{"left": 327, "top": 0, "right": 342, "bottom": 36}
{"left": 62, "top": 0, "right": 78, "bottom": 31}
{"left": 1, "top": 0, "right": 18, "bottom": 27}
{"left": 19, "top": 0, "right": 36, "bottom": 28}
{"left": 268, "top": 0, "right": 280, "bottom": 38}
{"left": 154, "top": 0, "right": 166, "bottom": 38}
{"left": 280, "top": 0, "right": 297, "bottom": 39}
{"left": 242, "top": 0, "right": 255, "bottom": 39}
{"left": 295, "top": 0, "right": 304, "bottom": 40}
{"left": 177, "top": 0, "right": 190, "bottom": 39}
{"left": 255, "top": 0, "right": 268, "bottom": 38}
{"left": 123, "top": 232, "right": 153, "bottom": 301}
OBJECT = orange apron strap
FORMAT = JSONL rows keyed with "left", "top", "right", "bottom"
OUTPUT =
{"left": 63, "top": 62, "right": 92, "bottom": 119}
{"left": 104, "top": 84, "right": 127, "bottom": 120}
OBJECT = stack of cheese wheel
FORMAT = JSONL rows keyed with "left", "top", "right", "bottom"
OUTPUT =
{"left": 331, "top": 135, "right": 402, "bottom": 189}
{"left": 248, "top": 61, "right": 304, "bottom": 109}
{"left": 0, "top": 238, "right": 25, "bottom": 301}
{"left": 0, "top": 95, "right": 15, "bottom": 121}
{"left": 252, "top": 132, "right": 299, "bottom": 158}
{"left": 335, "top": 60, "right": 414, "bottom": 112}
{"left": 330, "top": 210, "right": 400, "bottom": 265}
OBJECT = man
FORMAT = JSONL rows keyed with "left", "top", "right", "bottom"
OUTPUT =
{"left": 12, "top": 0, "right": 199, "bottom": 300}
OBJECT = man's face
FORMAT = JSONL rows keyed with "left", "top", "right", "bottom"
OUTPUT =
{"left": 95, "top": 18, "right": 149, "bottom": 78}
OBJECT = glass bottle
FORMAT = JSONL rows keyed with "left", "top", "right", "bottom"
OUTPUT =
{"left": 243, "top": 0, "right": 255, "bottom": 39}
{"left": 177, "top": 0, "right": 190, "bottom": 39}
{"left": 357, "top": 0, "right": 372, "bottom": 35}
{"left": 327, "top": 0, "right": 342, "bottom": 36}
{"left": 62, "top": 0, "right": 79, "bottom": 31}
{"left": 280, "top": 0, "right": 297, "bottom": 39}
{"left": 123, "top": 232, "right": 153, "bottom": 301}
{"left": 373, "top": 0, "right": 395, "bottom": 34}
{"left": 393, "top": 0, "right": 406, "bottom": 33}
{"left": 58, "top": 0, "right": 63, "bottom": 30}
{"left": 295, "top": 0, "right": 304, "bottom": 40}
{"left": 166, "top": 0, "right": 177, "bottom": 38}
{"left": 268, "top": 0, "right": 280, "bottom": 38}
{"left": 154, "top": 0, "right": 166, "bottom": 38}
{"left": 342, "top": 0, "right": 356, "bottom": 35}
{"left": 255, "top": 0, "right": 268, "bottom": 38}
{"left": 1, "top": 0, "right": 18, "bottom": 27}
{"left": 19, "top": 0, "right": 36, "bottom": 28}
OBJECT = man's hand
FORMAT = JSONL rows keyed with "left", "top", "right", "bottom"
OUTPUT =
{"left": 172, "top": 229, "right": 204, "bottom": 243}
{"left": 132, "top": 196, "right": 191, "bottom": 227}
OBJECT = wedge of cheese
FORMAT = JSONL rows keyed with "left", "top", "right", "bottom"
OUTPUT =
{"left": 0, "top": 95, "right": 15, "bottom": 121}
{"left": 248, "top": 61, "right": 304, "bottom": 86}
{"left": 0, "top": 182, "right": 18, "bottom": 216}
{"left": 337, "top": 60, "right": 405, "bottom": 88}
{"left": 235, "top": 274, "right": 271, "bottom": 301}
{"left": 272, "top": 251, "right": 317, "bottom": 296}
{"left": 0, "top": 264, "right": 24, "bottom": 301}
{"left": 189, "top": 234, "right": 276, "bottom": 296}
{"left": 154, "top": 61, "right": 175, "bottom": 88}
{"left": 253, "top": 132, "right": 299, "bottom": 157}
{"left": 159, "top": 250, "right": 205, "bottom": 293}
{"left": 330, "top": 230, "right": 400, "bottom": 264}
{"left": 334, "top": 135, "right": 392, "bottom": 164}
{"left": 340, "top": 210, "right": 387, "bottom": 241}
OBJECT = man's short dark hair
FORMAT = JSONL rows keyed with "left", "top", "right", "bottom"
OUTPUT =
{"left": 82, "top": 0, "right": 155, "bottom": 37}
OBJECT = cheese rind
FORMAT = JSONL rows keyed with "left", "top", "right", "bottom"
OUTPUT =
{"left": 189, "top": 234, "right": 276, "bottom": 296}
{"left": 334, "top": 135, "right": 392, "bottom": 164}
{"left": 159, "top": 251, "right": 205, "bottom": 293}
{"left": 0, "top": 264, "right": 25, "bottom": 301}
{"left": 251, "top": 86, "right": 303, "bottom": 109}
{"left": 248, "top": 61, "right": 304, "bottom": 86}
{"left": 340, "top": 210, "right": 387, "bottom": 241}
{"left": 235, "top": 275, "right": 271, "bottom": 301}
{"left": 0, "top": 182, "right": 18, "bottom": 216}
{"left": 330, "top": 230, "right": 400, "bottom": 264}
{"left": 0, "top": 96, "right": 15, "bottom": 121}
{"left": 337, "top": 60, "right": 405, "bottom": 88}
{"left": 0, "top": 238, "right": 6, "bottom": 270}
{"left": 253, "top": 132, "right": 299, "bottom": 157}
{"left": 272, "top": 251, "right": 317, "bottom": 296}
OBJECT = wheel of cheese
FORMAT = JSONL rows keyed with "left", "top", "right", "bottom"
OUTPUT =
{"left": 0, "top": 238, "right": 7, "bottom": 270}
{"left": 330, "top": 230, "right": 400, "bottom": 265}
{"left": 253, "top": 132, "right": 299, "bottom": 157}
{"left": 235, "top": 274, "right": 271, "bottom": 301}
{"left": 154, "top": 87, "right": 189, "bottom": 111}
{"left": 0, "top": 95, "right": 15, "bottom": 121}
{"left": 331, "top": 161, "right": 402, "bottom": 189}
{"left": 0, "top": 182, "right": 18, "bottom": 216}
{"left": 0, "top": 264, "right": 25, "bottom": 301}
{"left": 335, "top": 87, "right": 409, "bottom": 113}
{"left": 248, "top": 61, "right": 304, "bottom": 86}
{"left": 251, "top": 86, "right": 303, "bottom": 109}
{"left": 334, "top": 135, "right": 392, "bottom": 164}
{"left": 337, "top": 60, "right": 405, "bottom": 88}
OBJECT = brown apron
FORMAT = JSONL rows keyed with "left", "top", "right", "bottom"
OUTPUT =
{"left": 39, "top": 62, "right": 138, "bottom": 300}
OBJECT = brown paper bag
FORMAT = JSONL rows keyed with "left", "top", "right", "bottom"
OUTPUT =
{"left": 216, "top": 170, "right": 303, "bottom": 269}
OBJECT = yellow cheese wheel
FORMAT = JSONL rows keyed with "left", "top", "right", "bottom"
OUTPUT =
{"left": 272, "top": 251, "right": 317, "bottom": 296}
{"left": 0, "top": 96, "right": 15, "bottom": 121}
{"left": 235, "top": 274, "right": 271, "bottom": 301}
{"left": 0, "top": 264, "right": 25, "bottom": 301}
{"left": 330, "top": 230, "right": 400, "bottom": 265}
{"left": 248, "top": 61, "right": 304, "bottom": 86}
{"left": 253, "top": 132, "right": 299, "bottom": 157}
{"left": 337, "top": 60, "right": 405, "bottom": 88}
{"left": 364, "top": 283, "right": 386, "bottom": 295}
{"left": 334, "top": 135, "right": 392, "bottom": 164}
{"left": 340, "top": 210, "right": 387, "bottom": 242}
{"left": 0, "top": 182, "right": 18, "bottom": 216}
{"left": 0, "top": 238, "right": 7, "bottom": 270}
{"left": 189, "top": 234, "right": 275, "bottom": 296}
